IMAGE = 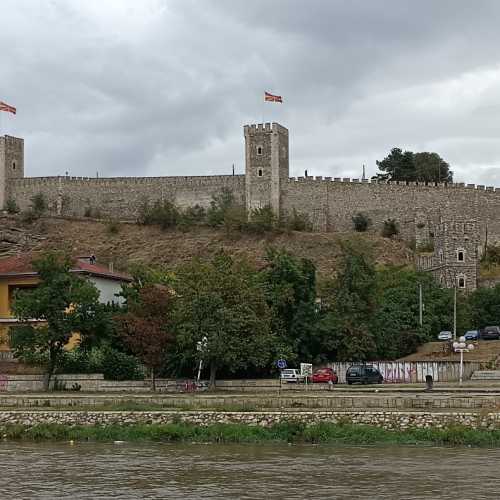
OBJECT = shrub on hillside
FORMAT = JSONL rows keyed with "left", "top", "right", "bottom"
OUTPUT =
{"left": 179, "top": 204, "right": 207, "bottom": 228}
{"left": 223, "top": 205, "right": 248, "bottom": 234}
{"left": 283, "top": 209, "right": 312, "bottom": 232}
{"left": 483, "top": 244, "right": 500, "bottom": 266}
{"left": 245, "top": 205, "right": 277, "bottom": 233}
{"left": 30, "top": 193, "right": 48, "bottom": 216}
{"left": 382, "top": 219, "right": 399, "bottom": 238}
{"left": 4, "top": 198, "right": 19, "bottom": 214}
{"left": 207, "top": 188, "right": 236, "bottom": 227}
{"left": 352, "top": 212, "right": 371, "bottom": 232}
{"left": 139, "top": 200, "right": 180, "bottom": 229}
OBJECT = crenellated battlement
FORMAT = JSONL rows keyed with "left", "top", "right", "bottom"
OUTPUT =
{"left": 9, "top": 174, "right": 245, "bottom": 187}
{"left": 285, "top": 176, "right": 500, "bottom": 192}
{"left": 244, "top": 122, "right": 288, "bottom": 136}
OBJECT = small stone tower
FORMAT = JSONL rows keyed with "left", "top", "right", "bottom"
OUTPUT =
{"left": 0, "top": 135, "right": 24, "bottom": 209}
{"left": 416, "top": 217, "right": 480, "bottom": 291}
{"left": 244, "top": 123, "right": 289, "bottom": 217}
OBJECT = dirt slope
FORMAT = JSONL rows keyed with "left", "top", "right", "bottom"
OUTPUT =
{"left": 0, "top": 214, "right": 413, "bottom": 277}
{"left": 400, "top": 340, "right": 500, "bottom": 363}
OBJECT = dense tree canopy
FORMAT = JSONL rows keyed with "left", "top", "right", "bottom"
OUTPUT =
{"left": 172, "top": 251, "right": 278, "bottom": 388}
{"left": 10, "top": 252, "right": 102, "bottom": 390}
{"left": 116, "top": 285, "right": 175, "bottom": 390}
{"left": 375, "top": 148, "right": 452, "bottom": 183}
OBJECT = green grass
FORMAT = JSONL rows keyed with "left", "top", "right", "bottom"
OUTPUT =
{"left": 1, "top": 422, "right": 500, "bottom": 447}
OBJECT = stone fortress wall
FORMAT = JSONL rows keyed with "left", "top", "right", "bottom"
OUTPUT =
{"left": 5, "top": 174, "right": 245, "bottom": 220}
{"left": 1, "top": 124, "right": 500, "bottom": 244}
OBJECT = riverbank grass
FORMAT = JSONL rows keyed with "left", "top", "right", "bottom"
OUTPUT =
{"left": 2, "top": 422, "right": 500, "bottom": 447}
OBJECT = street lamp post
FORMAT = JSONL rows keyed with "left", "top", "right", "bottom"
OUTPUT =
{"left": 196, "top": 336, "right": 208, "bottom": 383}
{"left": 452, "top": 336, "right": 474, "bottom": 386}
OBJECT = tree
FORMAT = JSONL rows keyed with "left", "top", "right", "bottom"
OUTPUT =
{"left": 371, "top": 268, "right": 453, "bottom": 359}
{"left": 319, "top": 243, "right": 377, "bottom": 361}
{"left": 116, "top": 285, "right": 174, "bottom": 391}
{"left": 10, "top": 252, "right": 101, "bottom": 391}
{"left": 260, "top": 248, "right": 320, "bottom": 361}
{"left": 173, "top": 252, "right": 276, "bottom": 388}
{"left": 375, "top": 148, "right": 453, "bottom": 183}
{"left": 468, "top": 285, "right": 500, "bottom": 328}
{"left": 376, "top": 148, "right": 415, "bottom": 182}
{"left": 414, "top": 152, "right": 452, "bottom": 183}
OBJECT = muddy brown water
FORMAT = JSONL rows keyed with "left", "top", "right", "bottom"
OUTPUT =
{"left": 0, "top": 442, "right": 498, "bottom": 499}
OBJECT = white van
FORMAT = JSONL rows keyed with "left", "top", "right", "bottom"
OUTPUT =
{"left": 280, "top": 369, "right": 304, "bottom": 383}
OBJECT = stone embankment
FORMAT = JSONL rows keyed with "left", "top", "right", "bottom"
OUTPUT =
{"left": 0, "top": 410, "right": 499, "bottom": 431}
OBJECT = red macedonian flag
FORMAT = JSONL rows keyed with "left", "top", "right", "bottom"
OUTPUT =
{"left": 264, "top": 91, "right": 283, "bottom": 103}
{"left": 0, "top": 101, "right": 16, "bottom": 114}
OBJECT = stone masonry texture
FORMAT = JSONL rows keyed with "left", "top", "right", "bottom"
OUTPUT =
{"left": 2, "top": 126, "right": 500, "bottom": 245}
{"left": 0, "top": 410, "right": 500, "bottom": 431}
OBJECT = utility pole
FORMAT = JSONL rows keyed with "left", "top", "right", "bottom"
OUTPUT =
{"left": 419, "top": 284, "right": 423, "bottom": 326}
{"left": 453, "top": 287, "right": 457, "bottom": 341}
{"left": 362, "top": 164, "right": 366, "bottom": 181}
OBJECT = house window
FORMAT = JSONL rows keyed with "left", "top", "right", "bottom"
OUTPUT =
{"left": 258, "top": 169, "right": 263, "bottom": 177}
{"left": 439, "top": 249, "right": 444, "bottom": 263}
{"left": 12, "top": 161, "right": 16, "bottom": 171}
{"left": 458, "top": 276, "right": 466, "bottom": 289}
{"left": 257, "top": 146, "right": 263, "bottom": 155}
{"left": 457, "top": 249, "right": 465, "bottom": 262}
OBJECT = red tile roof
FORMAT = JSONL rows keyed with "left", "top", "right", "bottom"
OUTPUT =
{"left": 0, "top": 254, "right": 34, "bottom": 274}
{"left": 0, "top": 254, "right": 131, "bottom": 282}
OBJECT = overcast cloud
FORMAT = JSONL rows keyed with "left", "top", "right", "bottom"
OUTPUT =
{"left": 2, "top": 0, "right": 500, "bottom": 184}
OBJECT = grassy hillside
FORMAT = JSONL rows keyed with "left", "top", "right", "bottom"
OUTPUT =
{"left": 0, "top": 214, "right": 414, "bottom": 277}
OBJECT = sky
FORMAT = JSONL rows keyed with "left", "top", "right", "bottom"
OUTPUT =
{"left": 2, "top": 0, "right": 500, "bottom": 184}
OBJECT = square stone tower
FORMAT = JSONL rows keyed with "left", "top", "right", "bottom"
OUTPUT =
{"left": 244, "top": 123, "right": 289, "bottom": 217}
{"left": 416, "top": 217, "right": 480, "bottom": 291}
{"left": 0, "top": 135, "right": 24, "bottom": 209}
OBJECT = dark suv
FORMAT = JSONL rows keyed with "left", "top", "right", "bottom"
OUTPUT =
{"left": 481, "top": 326, "right": 500, "bottom": 340}
{"left": 346, "top": 365, "right": 384, "bottom": 385}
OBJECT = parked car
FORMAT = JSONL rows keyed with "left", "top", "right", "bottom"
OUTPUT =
{"left": 346, "top": 365, "right": 383, "bottom": 385}
{"left": 311, "top": 368, "right": 338, "bottom": 384}
{"left": 480, "top": 326, "right": 500, "bottom": 340}
{"left": 464, "top": 330, "right": 479, "bottom": 341}
{"left": 280, "top": 368, "right": 304, "bottom": 383}
{"left": 437, "top": 331, "right": 453, "bottom": 341}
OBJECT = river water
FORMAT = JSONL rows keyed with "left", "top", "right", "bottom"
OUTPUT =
{"left": 0, "top": 442, "right": 498, "bottom": 499}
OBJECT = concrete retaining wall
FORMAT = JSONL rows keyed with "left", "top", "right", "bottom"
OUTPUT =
{"left": 0, "top": 374, "right": 104, "bottom": 392}
{"left": 327, "top": 361, "right": 480, "bottom": 384}
{"left": 0, "top": 409, "right": 499, "bottom": 431}
{"left": 1, "top": 392, "right": 499, "bottom": 410}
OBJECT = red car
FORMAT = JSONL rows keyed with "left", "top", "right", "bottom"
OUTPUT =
{"left": 311, "top": 368, "right": 338, "bottom": 384}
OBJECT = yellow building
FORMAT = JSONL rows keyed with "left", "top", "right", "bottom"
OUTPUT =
{"left": 0, "top": 254, "right": 131, "bottom": 354}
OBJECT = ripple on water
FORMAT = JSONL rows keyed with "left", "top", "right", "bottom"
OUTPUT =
{"left": 0, "top": 442, "right": 499, "bottom": 499}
